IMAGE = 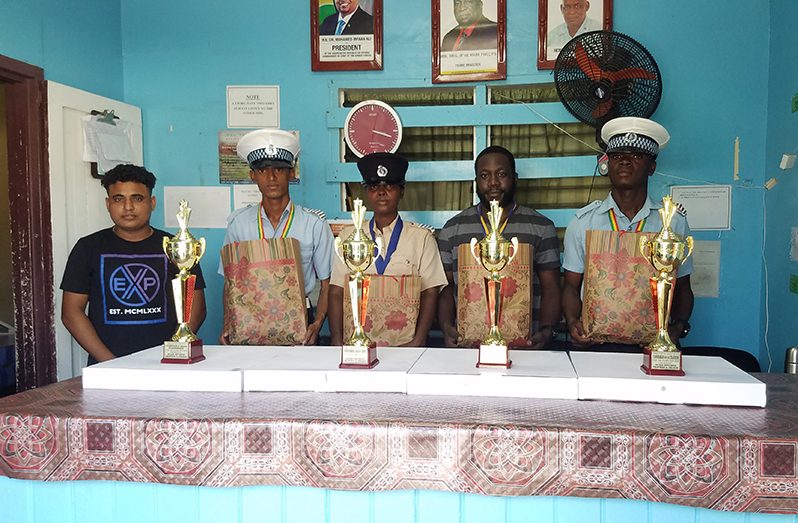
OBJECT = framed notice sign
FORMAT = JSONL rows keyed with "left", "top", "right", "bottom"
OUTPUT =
{"left": 432, "top": 0, "right": 506, "bottom": 83}
{"left": 311, "top": 0, "right": 383, "bottom": 71}
{"left": 226, "top": 86, "right": 280, "bottom": 129}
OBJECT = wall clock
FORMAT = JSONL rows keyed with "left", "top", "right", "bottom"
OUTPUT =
{"left": 343, "top": 100, "right": 402, "bottom": 157}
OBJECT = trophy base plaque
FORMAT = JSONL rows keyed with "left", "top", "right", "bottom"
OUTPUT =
{"left": 477, "top": 343, "right": 512, "bottom": 369}
{"left": 339, "top": 343, "right": 379, "bottom": 369}
{"left": 161, "top": 340, "right": 205, "bottom": 364}
{"left": 641, "top": 347, "right": 684, "bottom": 376}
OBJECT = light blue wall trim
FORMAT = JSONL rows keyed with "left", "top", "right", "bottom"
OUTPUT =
{"left": 1, "top": 477, "right": 794, "bottom": 523}
{"left": 326, "top": 157, "right": 600, "bottom": 183}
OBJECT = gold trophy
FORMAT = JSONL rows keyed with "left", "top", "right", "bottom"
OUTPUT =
{"left": 161, "top": 200, "right": 206, "bottom": 364}
{"left": 470, "top": 200, "right": 519, "bottom": 368}
{"left": 639, "top": 196, "right": 693, "bottom": 376}
{"left": 334, "top": 199, "right": 383, "bottom": 369}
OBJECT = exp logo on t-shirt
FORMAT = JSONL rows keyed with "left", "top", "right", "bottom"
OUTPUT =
{"left": 101, "top": 254, "right": 169, "bottom": 325}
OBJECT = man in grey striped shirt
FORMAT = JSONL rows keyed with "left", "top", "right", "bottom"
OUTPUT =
{"left": 437, "top": 146, "right": 562, "bottom": 348}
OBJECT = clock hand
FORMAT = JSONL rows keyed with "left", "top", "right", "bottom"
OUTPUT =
{"left": 371, "top": 129, "right": 393, "bottom": 138}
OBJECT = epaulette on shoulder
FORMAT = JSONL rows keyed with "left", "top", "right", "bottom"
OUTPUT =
{"left": 574, "top": 200, "right": 602, "bottom": 219}
{"left": 227, "top": 204, "right": 254, "bottom": 223}
{"left": 674, "top": 202, "right": 687, "bottom": 217}
{"left": 408, "top": 221, "right": 436, "bottom": 234}
{"left": 304, "top": 207, "right": 327, "bottom": 221}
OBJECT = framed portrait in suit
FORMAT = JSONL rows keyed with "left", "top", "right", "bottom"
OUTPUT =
{"left": 311, "top": 0, "right": 383, "bottom": 71}
{"left": 432, "top": 0, "right": 506, "bottom": 84}
{"left": 537, "top": 0, "right": 612, "bottom": 70}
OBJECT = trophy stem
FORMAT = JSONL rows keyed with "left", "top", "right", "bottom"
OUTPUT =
{"left": 641, "top": 272, "right": 684, "bottom": 376}
{"left": 347, "top": 272, "right": 372, "bottom": 345}
{"left": 484, "top": 274, "right": 505, "bottom": 346}
{"left": 648, "top": 273, "right": 676, "bottom": 352}
{"left": 340, "top": 271, "right": 378, "bottom": 369}
{"left": 477, "top": 272, "right": 511, "bottom": 369}
{"left": 170, "top": 273, "right": 198, "bottom": 343}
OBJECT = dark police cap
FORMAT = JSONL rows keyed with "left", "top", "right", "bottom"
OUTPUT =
{"left": 357, "top": 152, "right": 408, "bottom": 186}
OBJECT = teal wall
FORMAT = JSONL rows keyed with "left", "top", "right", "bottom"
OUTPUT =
{"left": 120, "top": 0, "right": 773, "bottom": 358}
{"left": 0, "top": 0, "right": 123, "bottom": 99}
{"left": 0, "top": 1, "right": 784, "bottom": 364}
{"left": 764, "top": 0, "right": 798, "bottom": 371}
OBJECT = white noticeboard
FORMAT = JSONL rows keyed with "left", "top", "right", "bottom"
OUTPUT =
{"left": 163, "top": 186, "right": 231, "bottom": 229}
{"left": 226, "top": 85, "right": 280, "bottom": 129}
{"left": 670, "top": 185, "right": 731, "bottom": 230}
{"left": 691, "top": 240, "right": 721, "bottom": 298}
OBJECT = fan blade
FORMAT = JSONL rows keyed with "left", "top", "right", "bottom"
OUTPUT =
{"left": 574, "top": 43, "right": 603, "bottom": 82}
{"left": 605, "top": 67, "right": 657, "bottom": 83}
{"left": 592, "top": 100, "right": 613, "bottom": 119}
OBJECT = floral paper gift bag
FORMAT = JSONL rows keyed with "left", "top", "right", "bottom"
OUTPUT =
{"left": 456, "top": 243, "right": 531, "bottom": 348}
{"left": 582, "top": 230, "right": 658, "bottom": 344}
{"left": 343, "top": 274, "right": 421, "bottom": 347}
{"left": 222, "top": 238, "right": 307, "bottom": 345}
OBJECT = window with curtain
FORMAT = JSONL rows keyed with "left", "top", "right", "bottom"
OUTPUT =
{"left": 338, "top": 83, "right": 604, "bottom": 215}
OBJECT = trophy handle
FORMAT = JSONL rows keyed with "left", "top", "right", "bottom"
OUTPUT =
{"left": 197, "top": 238, "right": 206, "bottom": 260}
{"left": 162, "top": 236, "right": 169, "bottom": 252}
{"left": 639, "top": 235, "right": 651, "bottom": 259}
{"left": 374, "top": 237, "right": 384, "bottom": 260}
{"left": 334, "top": 236, "right": 346, "bottom": 265}
{"left": 506, "top": 237, "right": 519, "bottom": 266}
{"left": 685, "top": 236, "right": 694, "bottom": 260}
{"left": 469, "top": 238, "right": 480, "bottom": 264}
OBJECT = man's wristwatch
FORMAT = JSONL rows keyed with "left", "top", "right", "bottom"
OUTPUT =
{"left": 669, "top": 318, "right": 691, "bottom": 338}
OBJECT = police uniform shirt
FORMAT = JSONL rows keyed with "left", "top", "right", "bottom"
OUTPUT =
{"left": 220, "top": 201, "right": 334, "bottom": 296}
{"left": 562, "top": 192, "right": 693, "bottom": 277}
{"left": 331, "top": 216, "right": 447, "bottom": 291}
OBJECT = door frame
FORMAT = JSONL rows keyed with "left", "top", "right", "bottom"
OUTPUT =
{"left": 0, "top": 54, "right": 56, "bottom": 390}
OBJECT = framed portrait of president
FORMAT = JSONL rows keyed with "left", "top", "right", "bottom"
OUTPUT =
{"left": 311, "top": 0, "right": 383, "bottom": 71}
{"left": 432, "top": 0, "right": 507, "bottom": 84}
{"left": 537, "top": 0, "right": 612, "bottom": 69}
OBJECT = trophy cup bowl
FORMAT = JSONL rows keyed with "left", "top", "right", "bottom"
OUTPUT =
{"left": 469, "top": 200, "right": 518, "bottom": 369}
{"left": 639, "top": 196, "right": 693, "bottom": 376}
{"left": 334, "top": 199, "right": 382, "bottom": 369}
{"left": 161, "top": 200, "right": 206, "bottom": 364}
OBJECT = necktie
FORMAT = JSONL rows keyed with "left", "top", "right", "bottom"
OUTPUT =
{"left": 453, "top": 28, "right": 467, "bottom": 51}
{"left": 335, "top": 18, "right": 346, "bottom": 35}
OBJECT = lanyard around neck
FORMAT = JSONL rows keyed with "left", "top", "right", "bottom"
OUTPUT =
{"left": 258, "top": 202, "right": 295, "bottom": 240}
{"left": 478, "top": 202, "right": 516, "bottom": 236}
{"left": 608, "top": 208, "right": 645, "bottom": 232}
{"left": 370, "top": 216, "right": 403, "bottom": 275}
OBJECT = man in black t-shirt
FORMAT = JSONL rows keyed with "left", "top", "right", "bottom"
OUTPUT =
{"left": 61, "top": 164, "right": 206, "bottom": 365}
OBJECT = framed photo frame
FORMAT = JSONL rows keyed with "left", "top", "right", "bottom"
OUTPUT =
{"left": 537, "top": 0, "right": 612, "bottom": 70}
{"left": 311, "top": 0, "right": 383, "bottom": 71}
{"left": 432, "top": 0, "right": 506, "bottom": 84}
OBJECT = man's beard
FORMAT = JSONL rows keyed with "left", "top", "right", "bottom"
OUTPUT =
{"left": 477, "top": 181, "right": 516, "bottom": 209}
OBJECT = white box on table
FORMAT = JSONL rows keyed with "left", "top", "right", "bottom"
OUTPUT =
{"left": 406, "top": 349, "right": 578, "bottom": 399}
{"left": 571, "top": 351, "right": 766, "bottom": 407}
{"left": 82, "top": 345, "right": 245, "bottom": 392}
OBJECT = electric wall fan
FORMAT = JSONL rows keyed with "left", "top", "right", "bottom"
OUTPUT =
{"left": 554, "top": 30, "right": 662, "bottom": 137}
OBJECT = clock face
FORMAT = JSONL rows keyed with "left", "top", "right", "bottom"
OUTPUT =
{"left": 344, "top": 100, "right": 402, "bottom": 157}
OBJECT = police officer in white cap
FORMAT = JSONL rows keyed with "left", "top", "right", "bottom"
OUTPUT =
{"left": 562, "top": 117, "right": 694, "bottom": 347}
{"left": 328, "top": 152, "right": 447, "bottom": 347}
{"left": 220, "top": 129, "right": 334, "bottom": 345}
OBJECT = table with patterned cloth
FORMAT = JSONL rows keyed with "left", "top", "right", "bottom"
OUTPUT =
{"left": 0, "top": 374, "right": 796, "bottom": 513}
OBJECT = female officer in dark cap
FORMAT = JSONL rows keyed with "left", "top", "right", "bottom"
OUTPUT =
{"left": 329, "top": 152, "right": 447, "bottom": 347}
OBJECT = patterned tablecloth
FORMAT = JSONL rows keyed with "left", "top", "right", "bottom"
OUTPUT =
{"left": 1, "top": 374, "right": 797, "bottom": 513}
